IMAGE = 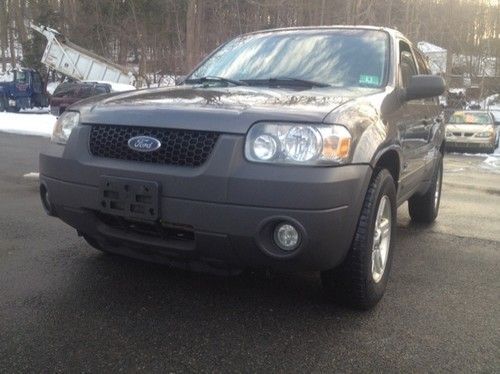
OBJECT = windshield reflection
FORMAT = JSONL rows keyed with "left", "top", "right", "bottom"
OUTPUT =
{"left": 190, "top": 29, "right": 388, "bottom": 89}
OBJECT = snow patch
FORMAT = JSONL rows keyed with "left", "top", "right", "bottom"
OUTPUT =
{"left": 0, "top": 111, "right": 56, "bottom": 137}
{"left": 23, "top": 172, "right": 40, "bottom": 180}
{"left": 0, "top": 71, "right": 14, "bottom": 82}
{"left": 480, "top": 153, "right": 500, "bottom": 173}
{"left": 46, "top": 82, "right": 60, "bottom": 95}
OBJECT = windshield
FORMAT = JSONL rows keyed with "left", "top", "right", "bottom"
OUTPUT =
{"left": 188, "top": 29, "right": 389, "bottom": 88}
{"left": 14, "top": 70, "right": 28, "bottom": 83}
{"left": 448, "top": 112, "right": 492, "bottom": 124}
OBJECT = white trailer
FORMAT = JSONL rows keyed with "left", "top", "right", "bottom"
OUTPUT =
{"left": 417, "top": 41, "right": 448, "bottom": 76}
{"left": 31, "top": 24, "right": 132, "bottom": 85}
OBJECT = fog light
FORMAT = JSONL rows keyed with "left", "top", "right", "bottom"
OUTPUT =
{"left": 274, "top": 223, "right": 300, "bottom": 251}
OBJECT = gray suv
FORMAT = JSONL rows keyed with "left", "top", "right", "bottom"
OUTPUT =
{"left": 39, "top": 26, "right": 445, "bottom": 309}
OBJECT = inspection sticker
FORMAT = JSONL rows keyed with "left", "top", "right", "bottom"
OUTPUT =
{"left": 359, "top": 75, "right": 380, "bottom": 86}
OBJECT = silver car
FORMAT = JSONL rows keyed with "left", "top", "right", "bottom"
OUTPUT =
{"left": 445, "top": 110, "right": 498, "bottom": 153}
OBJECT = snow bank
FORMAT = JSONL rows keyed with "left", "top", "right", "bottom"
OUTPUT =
{"left": 0, "top": 111, "right": 56, "bottom": 137}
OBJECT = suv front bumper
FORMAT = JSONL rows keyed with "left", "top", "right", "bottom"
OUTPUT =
{"left": 39, "top": 128, "right": 372, "bottom": 272}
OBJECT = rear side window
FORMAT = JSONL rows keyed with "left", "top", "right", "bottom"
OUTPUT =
{"left": 53, "top": 84, "right": 79, "bottom": 97}
{"left": 76, "top": 86, "right": 93, "bottom": 98}
{"left": 94, "top": 85, "right": 109, "bottom": 94}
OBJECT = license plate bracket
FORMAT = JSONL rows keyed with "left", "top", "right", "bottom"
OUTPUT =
{"left": 99, "top": 176, "right": 160, "bottom": 221}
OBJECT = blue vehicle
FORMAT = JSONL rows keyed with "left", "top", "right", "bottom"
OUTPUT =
{"left": 0, "top": 68, "right": 49, "bottom": 112}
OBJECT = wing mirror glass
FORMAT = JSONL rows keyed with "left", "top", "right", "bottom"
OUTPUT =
{"left": 405, "top": 75, "right": 445, "bottom": 101}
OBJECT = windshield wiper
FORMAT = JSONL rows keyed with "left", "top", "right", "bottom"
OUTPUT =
{"left": 185, "top": 76, "right": 247, "bottom": 86}
{"left": 243, "top": 77, "right": 331, "bottom": 88}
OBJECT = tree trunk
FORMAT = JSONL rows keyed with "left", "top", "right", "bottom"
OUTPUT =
{"left": 186, "top": 0, "right": 202, "bottom": 70}
{"left": 7, "top": 0, "right": 15, "bottom": 68}
{"left": 0, "top": 0, "right": 7, "bottom": 71}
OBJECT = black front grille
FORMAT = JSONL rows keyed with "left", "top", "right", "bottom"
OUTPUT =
{"left": 89, "top": 124, "right": 219, "bottom": 167}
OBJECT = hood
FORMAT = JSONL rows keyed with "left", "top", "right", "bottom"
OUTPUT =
{"left": 74, "top": 85, "right": 380, "bottom": 134}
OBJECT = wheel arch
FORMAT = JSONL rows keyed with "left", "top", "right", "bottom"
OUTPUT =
{"left": 371, "top": 146, "right": 402, "bottom": 188}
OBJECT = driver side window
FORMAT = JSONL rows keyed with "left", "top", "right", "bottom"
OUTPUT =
{"left": 399, "top": 42, "right": 418, "bottom": 89}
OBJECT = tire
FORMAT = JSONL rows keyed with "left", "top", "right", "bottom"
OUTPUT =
{"left": 408, "top": 155, "right": 443, "bottom": 224}
{"left": 7, "top": 106, "right": 20, "bottom": 113}
{"left": 321, "top": 169, "right": 397, "bottom": 310}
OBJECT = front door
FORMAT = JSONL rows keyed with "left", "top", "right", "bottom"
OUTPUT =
{"left": 397, "top": 42, "right": 431, "bottom": 201}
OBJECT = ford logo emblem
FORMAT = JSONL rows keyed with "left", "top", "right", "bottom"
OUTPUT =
{"left": 127, "top": 136, "right": 162, "bottom": 152}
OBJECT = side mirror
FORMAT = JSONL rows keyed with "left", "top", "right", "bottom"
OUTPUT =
{"left": 405, "top": 75, "right": 445, "bottom": 101}
{"left": 175, "top": 75, "right": 186, "bottom": 86}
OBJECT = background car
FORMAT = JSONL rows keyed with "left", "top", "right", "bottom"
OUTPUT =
{"left": 445, "top": 110, "right": 498, "bottom": 153}
{"left": 50, "top": 81, "right": 113, "bottom": 116}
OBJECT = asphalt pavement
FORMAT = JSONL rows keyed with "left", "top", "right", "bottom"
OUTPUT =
{"left": 0, "top": 133, "right": 499, "bottom": 372}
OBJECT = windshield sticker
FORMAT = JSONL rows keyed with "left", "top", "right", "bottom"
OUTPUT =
{"left": 359, "top": 75, "right": 380, "bottom": 86}
{"left": 465, "top": 114, "right": 475, "bottom": 123}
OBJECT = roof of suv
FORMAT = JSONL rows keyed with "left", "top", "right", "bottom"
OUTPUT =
{"left": 242, "top": 25, "right": 404, "bottom": 39}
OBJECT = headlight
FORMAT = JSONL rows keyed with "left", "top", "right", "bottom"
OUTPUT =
{"left": 51, "top": 111, "right": 80, "bottom": 144}
{"left": 245, "top": 122, "right": 351, "bottom": 165}
{"left": 474, "top": 131, "right": 493, "bottom": 138}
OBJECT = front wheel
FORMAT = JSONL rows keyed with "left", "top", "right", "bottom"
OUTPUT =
{"left": 408, "top": 155, "right": 443, "bottom": 224}
{"left": 7, "top": 106, "right": 20, "bottom": 113}
{"left": 485, "top": 146, "right": 496, "bottom": 154}
{"left": 321, "top": 168, "right": 397, "bottom": 310}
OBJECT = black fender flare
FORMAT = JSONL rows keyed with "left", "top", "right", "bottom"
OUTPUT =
{"left": 369, "top": 143, "right": 404, "bottom": 185}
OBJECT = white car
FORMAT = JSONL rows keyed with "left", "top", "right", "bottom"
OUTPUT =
{"left": 445, "top": 111, "right": 498, "bottom": 153}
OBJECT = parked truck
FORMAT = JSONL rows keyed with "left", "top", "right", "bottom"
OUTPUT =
{"left": 0, "top": 68, "right": 49, "bottom": 112}
{"left": 31, "top": 24, "right": 132, "bottom": 85}
{"left": 0, "top": 24, "right": 135, "bottom": 112}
